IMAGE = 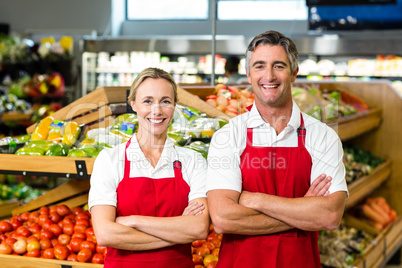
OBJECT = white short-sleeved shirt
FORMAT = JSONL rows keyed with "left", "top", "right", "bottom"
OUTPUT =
{"left": 89, "top": 134, "right": 207, "bottom": 212}
{"left": 206, "top": 101, "right": 348, "bottom": 196}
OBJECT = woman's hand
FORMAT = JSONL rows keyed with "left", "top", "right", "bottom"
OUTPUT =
{"left": 182, "top": 200, "right": 205, "bottom": 216}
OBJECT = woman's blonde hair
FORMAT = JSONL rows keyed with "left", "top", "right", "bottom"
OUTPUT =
{"left": 127, "top": 67, "right": 178, "bottom": 103}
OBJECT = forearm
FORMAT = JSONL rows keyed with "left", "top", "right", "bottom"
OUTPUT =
{"left": 242, "top": 191, "right": 346, "bottom": 231}
{"left": 91, "top": 206, "right": 174, "bottom": 251}
{"left": 207, "top": 190, "right": 292, "bottom": 235}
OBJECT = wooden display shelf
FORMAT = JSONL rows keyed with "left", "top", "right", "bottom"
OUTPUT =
{"left": 0, "top": 154, "right": 95, "bottom": 179}
{"left": 0, "top": 111, "right": 33, "bottom": 122}
{"left": 327, "top": 108, "right": 382, "bottom": 141}
{"left": 346, "top": 160, "right": 392, "bottom": 210}
{"left": 353, "top": 217, "right": 402, "bottom": 268}
{"left": 0, "top": 254, "right": 102, "bottom": 268}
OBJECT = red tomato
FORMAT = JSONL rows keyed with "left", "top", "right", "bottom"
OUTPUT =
{"left": 72, "top": 232, "right": 86, "bottom": 240}
{"left": 39, "top": 206, "right": 50, "bottom": 215}
{"left": 37, "top": 214, "right": 49, "bottom": 227}
{"left": 211, "top": 248, "right": 220, "bottom": 257}
{"left": 209, "top": 224, "right": 215, "bottom": 233}
{"left": 41, "top": 219, "right": 54, "bottom": 231}
{"left": 49, "top": 224, "right": 62, "bottom": 237}
{"left": 39, "top": 229, "right": 54, "bottom": 240}
{"left": 56, "top": 205, "right": 71, "bottom": 217}
{"left": 9, "top": 218, "right": 22, "bottom": 230}
{"left": 195, "top": 247, "right": 210, "bottom": 257}
{"left": 67, "top": 253, "right": 78, "bottom": 261}
{"left": 63, "top": 223, "right": 74, "bottom": 235}
{"left": 49, "top": 212, "right": 62, "bottom": 224}
{"left": 0, "top": 234, "right": 6, "bottom": 242}
{"left": 4, "top": 237, "right": 17, "bottom": 246}
{"left": 26, "top": 235, "right": 39, "bottom": 243}
{"left": 77, "top": 248, "right": 93, "bottom": 263}
{"left": 210, "top": 238, "right": 221, "bottom": 248}
{"left": 49, "top": 206, "right": 57, "bottom": 214}
{"left": 74, "top": 224, "right": 87, "bottom": 234}
{"left": 39, "top": 238, "right": 52, "bottom": 250}
{"left": 27, "top": 223, "right": 41, "bottom": 234}
{"left": 91, "top": 252, "right": 105, "bottom": 264}
{"left": 20, "top": 212, "right": 30, "bottom": 222}
{"left": 0, "top": 221, "right": 13, "bottom": 233}
{"left": 70, "top": 237, "right": 84, "bottom": 253}
{"left": 51, "top": 238, "right": 59, "bottom": 247}
{"left": 76, "top": 219, "right": 89, "bottom": 227}
{"left": 194, "top": 265, "right": 205, "bottom": 268}
{"left": 202, "top": 241, "right": 216, "bottom": 251}
{"left": 42, "top": 248, "right": 55, "bottom": 259}
{"left": 80, "top": 240, "right": 96, "bottom": 254}
{"left": 192, "top": 239, "right": 205, "bottom": 248}
{"left": 58, "top": 234, "right": 71, "bottom": 246}
{"left": 54, "top": 244, "right": 70, "bottom": 260}
{"left": 192, "top": 254, "right": 204, "bottom": 265}
{"left": 16, "top": 226, "right": 31, "bottom": 238}
{"left": 0, "top": 242, "right": 13, "bottom": 254}
{"left": 26, "top": 248, "right": 41, "bottom": 257}
{"left": 75, "top": 212, "right": 90, "bottom": 221}
{"left": 96, "top": 244, "right": 107, "bottom": 255}
{"left": 62, "top": 216, "right": 75, "bottom": 226}
{"left": 71, "top": 207, "right": 84, "bottom": 216}
{"left": 207, "top": 261, "right": 218, "bottom": 268}
{"left": 28, "top": 211, "right": 40, "bottom": 223}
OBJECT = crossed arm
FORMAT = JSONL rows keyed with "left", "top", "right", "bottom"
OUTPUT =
{"left": 91, "top": 197, "right": 210, "bottom": 251}
{"left": 208, "top": 174, "right": 346, "bottom": 235}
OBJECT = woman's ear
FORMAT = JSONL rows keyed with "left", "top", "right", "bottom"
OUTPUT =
{"left": 130, "top": 100, "right": 136, "bottom": 112}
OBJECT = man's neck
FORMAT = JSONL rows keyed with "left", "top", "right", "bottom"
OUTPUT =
{"left": 256, "top": 101, "right": 293, "bottom": 135}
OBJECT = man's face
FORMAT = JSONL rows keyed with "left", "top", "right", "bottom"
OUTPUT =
{"left": 246, "top": 44, "right": 298, "bottom": 108}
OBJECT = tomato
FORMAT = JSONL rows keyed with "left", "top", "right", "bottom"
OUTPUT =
{"left": 72, "top": 232, "right": 86, "bottom": 240}
{"left": 91, "top": 252, "right": 105, "bottom": 264}
{"left": 58, "top": 234, "right": 71, "bottom": 246}
{"left": 63, "top": 223, "right": 74, "bottom": 235}
{"left": 28, "top": 211, "right": 40, "bottom": 223}
{"left": 38, "top": 214, "right": 49, "bottom": 227}
{"left": 51, "top": 238, "right": 59, "bottom": 247}
{"left": 202, "top": 241, "right": 216, "bottom": 251}
{"left": 194, "top": 265, "right": 205, "bottom": 268}
{"left": 27, "top": 240, "right": 40, "bottom": 252}
{"left": 49, "top": 212, "right": 62, "bottom": 224}
{"left": 13, "top": 239, "right": 27, "bottom": 254}
{"left": 207, "top": 261, "right": 218, "bottom": 268}
{"left": 49, "top": 224, "right": 62, "bottom": 237}
{"left": 0, "top": 242, "right": 13, "bottom": 254}
{"left": 27, "top": 236, "right": 39, "bottom": 243}
{"left": 49, "top": 206, "right": 57, "bottom": 214}
{"left": 63, "top": 217, "right": 75, "bottom": 226}
{"left": 39, "top": 206, "right": 50, "bottom": 215}
{"left": 67, "top": 253, "right": 78, "bottom": 261}
{"left": 96, "top": 244, "right": 107, "bottom": 255}
{"left": 42, "top": 248, "right": 55, "bottom": 259}
{"left": 56, "top": 205, "right": 71, "bottom": 217}
{"left": 54, "top": 244, "right": 70, "bottom": 260}
{"left": 4, "top": 237, "right": 17, "bottom": 246}
{"left": 71, "top": 206, "right": 84, "bottom": 216}
{"left": 58, "top": 220, "right": 64, "bottom": 229}
{"left": 192, "top": 254, "right": 204, "bottom": 265}
{"left": 74, "top": 224, "right": 87, "bottom": 234}
{"left": 77, "top": 248, "right": 93, "bottom": 263}
{"left": 39, "top": 229, "right": 54, "bottom": 240}
{"left": 27, "top": 223, "right": 41, "bottom": 234}
{"left": 16, "top": 226, "right": 31, "bottom": 238}
{"left": 195, "top": 246, "right": 210, "bottom": 257}
{"left": 211, "top": 247, "right": 220, "bottom": 257}
{"left": 210, "top": 238, "right": 221, "bottom": 248}
{"left": 20, "top": 212, "right": 30, "bottom": 222}
{"left": 10, "top": 218, "right": 22, "bottom": 230}
{"left": 76, "top": 219, "right": 89, "bottom": 227}
{"left": 85, "top": 227, "right": 96, "bottom": 243}
{"left": 80, "top": 240, "right": 96, "bottom": 254}
{"left": 70, "top": 237, "right": 84, "bottom": 253}
{"left": 0, "top": 221, "right": 13, "bottom": 233}
{"left": 42, "top": 219, "right": 54, "bottom": 231}
{"left": 192, "top": 239, "right": 205, "bottom": 248}
{"left": 203, "top": 254, "right": 219, "bottom": 267}
{"left": 0, "top": 234, "right": 6, "bottom": 242}
{"left": 39, "top": 238, "right": 52, "bottom": 250}
{"left": 209, "top": 224, "right": 215, "bottom": 233}
{"left": 26, "top": 248, "right": 41, "bottom": 257}
{"left": 75, "top": 212, "right": 90, "bottom": 221}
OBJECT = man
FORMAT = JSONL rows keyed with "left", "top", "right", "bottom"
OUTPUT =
{"left": 224, "top": 56, "right": 242, "bottom": 84}
{"left": 206, "top": 30, "right": 348, "bottom": 268}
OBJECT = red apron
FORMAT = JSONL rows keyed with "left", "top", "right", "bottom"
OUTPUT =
{"left": 104, "top": 138, "right": 193, "bottom": 268}
{"left": 217, "top": 113, "right": 321, "bottom": 268}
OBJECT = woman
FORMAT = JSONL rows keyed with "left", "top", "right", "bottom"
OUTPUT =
{"left": 89, "top": 67, "right": 210, "bottom": 267}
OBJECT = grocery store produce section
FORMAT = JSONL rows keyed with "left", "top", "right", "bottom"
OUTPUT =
{"left": 0, "top": 81, "right": 401, "bottom": 268}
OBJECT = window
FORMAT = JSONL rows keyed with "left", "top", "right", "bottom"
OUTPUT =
{"left": 218, "top": 0, "right": 308, "bottom": 20}
{"left": 126, "top": 0, "right": 209, "bottom": 20}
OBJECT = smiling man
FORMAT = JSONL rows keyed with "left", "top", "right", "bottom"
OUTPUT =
{"left": 206, "top": 31, "right": 348, "bottom": 268}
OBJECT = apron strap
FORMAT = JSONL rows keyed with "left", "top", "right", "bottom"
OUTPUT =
{"left": 297, "top": 113, "right": 306, "bottom": 148}
{"left": 173, "top": 160, "right": 184, "bottom": 180}
{"left": 124, "top": 138, "right": 132, "bottom": 179}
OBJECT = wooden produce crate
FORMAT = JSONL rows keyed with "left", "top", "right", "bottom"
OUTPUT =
{"left": 0, "top": 200, "right": 20, "bottom": 219}
{"left": 0, "top": 254, "right": 103, "bottom": 268}
{"left": 346, "top": 160, "right": 392, "bottom": 210}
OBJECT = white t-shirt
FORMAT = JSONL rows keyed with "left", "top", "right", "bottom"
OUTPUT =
{"left": 206, "top": 101, "right": 348, "bottom": 196}
{"left": 89, "top": 134, "right": 207, "bottom": 212}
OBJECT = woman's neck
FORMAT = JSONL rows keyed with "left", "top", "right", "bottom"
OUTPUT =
{"left": 135, "top": 130, "right": 166, "bottom": 167}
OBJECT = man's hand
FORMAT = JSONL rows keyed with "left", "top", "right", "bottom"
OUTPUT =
{"left": 304, "top": 174, "right": 332, "bottom": 197}
{"left": 182, "top": 201, "right": 205, "bottom": 216}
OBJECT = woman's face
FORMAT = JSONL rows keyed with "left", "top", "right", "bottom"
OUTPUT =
{"left": 131, "top": 78, "right": 175, "bottom": 139}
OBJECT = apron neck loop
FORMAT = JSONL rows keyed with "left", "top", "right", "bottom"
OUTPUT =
{"left": 297, "top": 113, "right": 306, "bottom": 148}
